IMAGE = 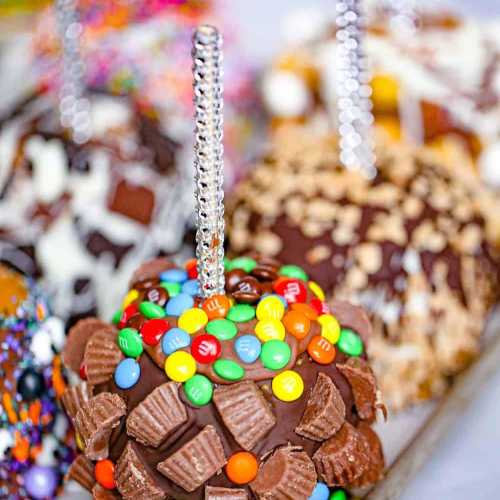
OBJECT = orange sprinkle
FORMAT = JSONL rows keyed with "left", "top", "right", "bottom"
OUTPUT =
{"left": 3, "top": 393, "right": 18, "bottom": 424}
{"left": 52, "top": 355, "right": 66, "bottom": 398}
{"left": 19, "top": 405, "right": 28, "bottom": 423}
{"left": 29, "top": 400, "right": 42, "bottom": 425}
{"left": 30, "top": 444, "right": 42, "bottom": 461}
{"left": 12, "top": 432, "right": 29, "bottom": 462}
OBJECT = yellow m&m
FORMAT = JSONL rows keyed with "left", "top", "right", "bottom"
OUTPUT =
{"left": 308, "top": 281, "right": 325, "bottom": 301}
{"left": 255, "top": 319, "right": 286, "bottom": 343}
{"left": 318, "top": 314, "right": 340, "bottom": 344}
{"left": 256, "top": 296, "right": 285, "bottom": 321}
{"left": 122, "top": 289, "right": 139, "bottom": 309}
{"left": 165, "top": 351, "right": 196, "bottom": 382}
{"left": 272, "top": 370, "right": 304, "bottom": 402}
{"left": 178, "top": 308, "right": 208, "bottom": 334}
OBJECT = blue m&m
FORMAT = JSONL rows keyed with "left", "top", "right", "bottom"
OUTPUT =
{"left": 309, "top": 482, "right": 329, "bottom": 500}
{"left": 114, "top": 358, "right": 141, "bottom": 389}
{"left": 162, "top": 328, "right": 191, "bottom": 355}
{"left": 234, "top": 335, "right": 261, "bottom": 364}
{"left": 182, "top": 279, "right": 200, "bottom": 296}
{"left": 160, "top": 269, "right": 188, "bottom": 283}
{"left": 165, "top": 293, "right": 194, "bottom": 317}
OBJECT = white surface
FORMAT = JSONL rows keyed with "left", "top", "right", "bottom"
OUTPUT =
{"left": 223, "top": 2, "right": 500, "bottom": 499}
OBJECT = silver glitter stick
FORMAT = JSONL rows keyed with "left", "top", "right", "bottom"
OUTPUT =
{"left": 55, "top": 0, "right": 91, "bottom": 144}
{"left": 336, "top": 0, "right": 376, "bottom": 178}
{"left": 192, "top": 25, "right": 225, "bottom": 297}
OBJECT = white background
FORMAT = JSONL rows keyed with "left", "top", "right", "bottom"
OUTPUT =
{"left": 223, "top": 1, "right": 500, "bottom": 499}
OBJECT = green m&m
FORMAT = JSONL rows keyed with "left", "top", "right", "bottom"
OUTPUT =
{"left": 161, "top": 281, "right": 181, "bottom": 297}
{"left": 227, "top": 304, "right": 256, "bottom": 323}
{"left": 206, "top": 319, "right": 238, "bottom": 341}
{"left": 329, "top": 490, "right": 347, "bottom": 500}
{"left": 279, "top": 264, "right": 308, "bottom": 282}
{"left": 227, "top": 256, "right": 257, "bottom": 273}
{"left": 184, "top": 374, "right": 213, "bottom": 406}
{"left": 117, "top": 328, "right": 143, "bottom": 358}
{"left": 337, "top": 328, "right": 364, "bottom": 356}
{"left": 260, "top": 339, "right": 291, "bottom": 370}
{"left": 213, "top": 359, "right": 245, "bottom": 381}
{"left": 111, "top": 309, "right": 122, "bottom": 325}
{"left": 139, "top": 301, "right": 166, "bottom": 319}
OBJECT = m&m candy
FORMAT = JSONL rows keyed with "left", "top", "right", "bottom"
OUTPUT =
{"left": 256, "top": 295, "right": 285, "bottom": 321}
{"left": 282, "top": 310, "right": 310, "bottom": 340}
{"left": 118, "top": 303, "right": 139, "bottom": 328}
{"left": 338, "top": 328, "right": 364, "bottom": 356}
{"left": 165, "top": 293, "right": 194, "bottom": 317}
{"left": 139, "top": 301, "right": 166, "bottom": 319}
{"left": 273, "top": 278, "right": 307, "bottom": 304}
{"left": 206, "top": 319, "right": 238, "bottom": 341}
{"left": 178, "top": 308, "right": 208, "bottom": 334}
{"left": 329, "top": 490, "right": 347, "bottom": 500}
{"left": 311, "top": 298, "right": 330, "bottom": 315}
{"left": 234, "top": 335, "right": 261, "bottom": 364}
{"left": 291, "top": 302, "right": 318, "bottom": 320}
{"left": 272, "top": 370, "right": 304, "bottom": 402}
{"left": 213, "top": 359, "right": 245, "bottom": 381}
{"left": 260, "top": 339, "right": 291, "bottom": 370}
{"left": 255, "top": 319, "right": 285, "bottom": 342}
{"left": 184, "top": 374, "right": 213, "bottom": 406}
{"left": 161, "top": 328, "right": 191, "bottom": 355}
{"left": 161, "top": 281, "right": 181, "bottom": 297}
{"left": 185, "top": 258, "right": 198, "bottom": 279}
{"left": 117, "top": 327, "right": 143, "bottom": 358}
{"left": 160, "top": 269, "right": 188, "bottom": 283}
{"left": 318, "top": 314, "right": 340, "bottom": 344}
{"left": 122, "top": 289, "right": 139, "bottom": 309}
{"left": 141, "top": 319, "right": 170, "bottom": 346}
{"left": 309, "top": 482, "right": 330, "bottom": 500}
{"left": 279, "top": 264, "right": 308, "bottom": 282}
{"left": 114, "top": 358, "right": 141, "bottom": 389}
{"left": 202, "top": 294, "right": 231, "bottom": 320}
{"left": 165, "top": 351, "right": 197, "bottom": 382}
{"left": 182, "top": 279, "right": 200, "bottom": 296}
{"left": 308, "top": 281, "right": 325, "bottom": 301}
{"left": 95, "top": 459, "right": 115, "bottom": 489}
{"left": 191, "top": 334, "right": 221, "bottom": 364}
{"left": 227, "top": 256, "right": 257, "bottom": 273}
{"left": 307, "top": 336, "right": 336, "bottom": 365}
{"left": 227, "top": 304, "right": 255, "bottom": 323}
{"left": 226, "top": 451, "right": 258, "bottom": 484}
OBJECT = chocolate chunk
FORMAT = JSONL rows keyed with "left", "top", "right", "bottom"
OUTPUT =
{"left": 330, "top": 300, "right": 372, "bottom": 344}
{"left": 338, "top": 357, "right": 377, "bottom": 422}
{"left": 157, "top": 425, "right": 226, "bottom": 492}
{"left": 63, "top": 318, "right": 111, "bottom": 372}
{"left": 85, "top": 230, "right": 134, "bottom": 268}
{"left": 116, "top": 441, "right": 165, "bottom": 499}
{"left": 350, "top": 422, "right": 385, "bottom": 487}
{"left": 250, "top": 445, "right": 317, "bottom": 499}
{"left": 75, "top": 392, "right": 126, "bottom": 461}
{"left": 92, "top": 484, "right": 120, "bottom": 499}
{"left": 66, "top": 454, "right": 95, "bottom": 491}
{"left": 205, "top": 486, "right": 248, "bottom": 499}
{"left": 61, "top": 382, "right": 93, "bottom": 422}
{"left": 213, "top": 381, "right": 276, "bottom": 451}
{"left": 295, "top": 373, "right": 345, "bottom": 441}
{"left": 83, "top": 327, "right": 123, "bottom": 385}
{"left": 130, "top": 257, "right": 175, "bottom": 285}
{"left": 143, "top": 286, "right": 168, "bottom": 307}
{"left": 126, "top": 382, "right": 187, "bottom": 448}
{"left": 108, "top": 177, "right": 155, "bottom": 226}
{"left": 313, "top": 422, "right": 371, "bottom": 487}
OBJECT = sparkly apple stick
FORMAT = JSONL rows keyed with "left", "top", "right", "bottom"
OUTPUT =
{"left": 55, "top": 0, "right": 91, "bottom": 144}
{"left": 192, "top": 25, "right": 225, "bottom": 297}
{"left": 336, "top": 0, "right": 376, "bottom": 178}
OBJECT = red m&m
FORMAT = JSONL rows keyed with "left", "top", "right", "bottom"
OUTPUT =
{"left": 140, "top": 319, "right": 170, "bottom": 346}
{"left": 191, "top": 334, "right": 222, "bottom": 364}
{"left": 273, "top": 278, "right": 307, "bottom": 304}
{"left": 311, "top": 298, "right": 330, "bottom": 315}
{"left": 118, "top": 303, "right": 138, "bottom": 328}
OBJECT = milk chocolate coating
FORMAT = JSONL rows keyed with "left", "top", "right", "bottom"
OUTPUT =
{"left": 65, "top": 257, "right": 384, "bottom": 499}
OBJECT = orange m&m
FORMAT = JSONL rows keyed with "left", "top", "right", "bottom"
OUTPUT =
{"left": 282, "top": 310, "right": 311, "bottom": 340}
{"left": 202, "top": 294, "right": 231, "bottom": 320}
{"left": 290, "top": 302, "right": 318, "bottom": 320}
{"left": 226, "top": 451, "right": 259, "bottom": 484}
{"left": 307, "top": 335, "right": 336, "bottom": 365}
{"left": 95, "top": 459, "right": 116, "bottom": 489}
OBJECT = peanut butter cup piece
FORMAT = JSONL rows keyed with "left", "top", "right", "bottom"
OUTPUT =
{"left": 338, "top": 357, "right": 377, "bottom": 422}
{"left": 250, "top": 445, "right": 317, "bottom": 499}
{"left": 92, "top": 484, "right": 120, "bottom": 499}
{"left": 126, "top": 382, "right": 187, "bottom": 447}
{"left": 157, "top": 425, "right": 226, "bottom": 492}
{"left": 63, "top": 318, "right": 111, "bottom": 372}
{"left": 116, "top": 441, "right": 165, "bottom": 499}
{"left": 205, "top": 486, "right": 248, "bottom": 499}
{"left": 66, "top": 454, "right": 95, "bottom": 492}
{"left": 83, "top": 327, "right": 123, "bottom": 385}
{"left": 213, "top": 381, "right": 276, "bottom": 451}
{"left": 313, "top": 422, "right": 371, "bottom": 487}
{"left": 61, "top": 382, "right": 93, "bottom": 422}
{"left": 130, "top": 257, "right": 174, "bottom": 285}
{"left": 295, "top": 372, "right": 345, "bottom": 441}
{"left": 350, "top": 422, "right": 385, "bottom": 487}
{"left": 329, "top": 300, "right": 372, "bottom": 344}
{"left": 74, "top": 392, "right": 126, "bottom": 461}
